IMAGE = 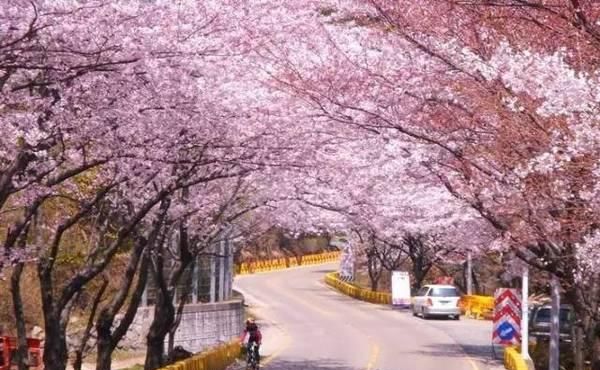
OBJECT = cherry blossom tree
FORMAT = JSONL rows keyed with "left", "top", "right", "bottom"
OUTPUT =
{"left": 261, "top": 1, "right": 600, "bottom": 366}
{"left": 5, "top": 0, "right": 599, "bottom": 368}
{"left": 1, "top": 2, "right": 361, "bottom": 370}
{"left": 364, "top": 3, "right": 600, "bottom": 366}
{"left": 0, "top": 2, "right": 283, "bottom": 370}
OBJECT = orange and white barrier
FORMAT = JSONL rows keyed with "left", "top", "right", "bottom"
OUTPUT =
{"left": 459, "top": 295, "right": 494, "bottom": 320}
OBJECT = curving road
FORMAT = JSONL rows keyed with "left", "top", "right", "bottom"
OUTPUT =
{"left": 233, "top": 263, "right": 504, "bottom": 370}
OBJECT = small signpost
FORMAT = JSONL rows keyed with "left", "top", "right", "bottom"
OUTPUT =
{"left": 493, "top": 288, "right": 522, "bottom": 346}
{"left": 391, "top": 271, "right": 411, "bottom": 308}
{"left": 337, "top": 237, "right": 354, "bottom": 281}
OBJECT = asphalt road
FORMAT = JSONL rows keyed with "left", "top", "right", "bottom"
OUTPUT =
{"left": 233, "top": 263, "right": 504, "bottom": 370}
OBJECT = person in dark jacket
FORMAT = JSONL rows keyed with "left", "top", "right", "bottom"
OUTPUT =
{"left": 240, "top": 317, "right": 262, "bottom": 364}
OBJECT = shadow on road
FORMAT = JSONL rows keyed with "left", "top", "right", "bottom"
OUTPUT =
{"left": 416, "top": 315, "right": 460, "bottom": 321}
{"left": 228, "top": 358, "right": 359, "bottom": 370}
{"left": 415, "top": 343, "right": 504, "bottom": 368}
{"left": 268, "top": 359, "right": 359, "bottom": 370}
{"left": 308, "top": 268, "right": 337, "bottom": 274}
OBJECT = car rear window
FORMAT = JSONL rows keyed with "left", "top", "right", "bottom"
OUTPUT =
{"left": 416, "top": 287, "right": 429, "bottom": 296}
{"left": 535, "top": 308, "right": 570, "bottom": 322}
{"left": 429, "top": 287, "right": 459, "bottom": 297}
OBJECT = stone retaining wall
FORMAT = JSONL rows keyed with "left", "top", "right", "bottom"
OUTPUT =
{"left": 123, "top": 300, "right": 244, "bottom": 353}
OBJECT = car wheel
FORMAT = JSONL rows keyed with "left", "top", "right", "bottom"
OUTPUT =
{"left": 452, "top": 315, "right": 460, "bottom": 321}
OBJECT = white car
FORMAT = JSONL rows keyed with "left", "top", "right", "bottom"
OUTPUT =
{"left": 412, "top": 284, "right": 461, "bottom": 320}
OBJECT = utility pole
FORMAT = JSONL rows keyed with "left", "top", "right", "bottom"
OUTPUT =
{"left": 549, "top": 274, "right": 560, "bottom": 370}
{"left": 467, "top": 252, "right": 473, "bottom": 295}
{"left": 521, "top": 267, "right": 531, "bottom": 360}
{"left": 218, "top": 236, "right": 225, "bottom": 301}
{"left": 209, "top": 246, "right": 216, "bottom": 303}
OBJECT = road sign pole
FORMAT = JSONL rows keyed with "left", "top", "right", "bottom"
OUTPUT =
{"left": 467, "top": 252, "right": 473, "bottom": 296}
{"left": 521, "top": 267, "right": 530, "bottom": 360}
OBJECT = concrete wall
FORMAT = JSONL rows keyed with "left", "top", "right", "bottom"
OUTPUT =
{"left": 122, "top": 299, "right": 244, "bottom": 353}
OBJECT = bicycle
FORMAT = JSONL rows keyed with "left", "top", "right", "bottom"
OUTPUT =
{"left": 246, "top": 341, "right": 259, "bottom": 370}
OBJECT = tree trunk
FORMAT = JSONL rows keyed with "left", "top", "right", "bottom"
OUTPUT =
{"left": 167, "top": 330, "right": 175, "bottom": 358}
{"left": 41, "top": 320, "right": 68, "bottom": 370}
{"left": 412, "top": 265, "right": 430, "bottom": 292}
{"left": 144, "top": 202, "right": 192, "bottom": 370}
{"left": 405, "top": 234, "right": 433, "bottom": 293}
{"left": 39, "top": 265, "right": 68, "bottom": 370}
{"left": 144, "top": 293, "right": 175, "bottom": 370}
{"left": 10, "top": 263, "right": 29, "bottom": 370}
{"left": 472, "top": 267, "right": 481, "bottom": 294}
{"left": 366, "top": 245, "right": 382, "bottom": 292}
{"left": 35, "top": 186, "right": 169, "bottom": 370}
{"left": 573, "top": 324, "right": 585, "bottom": 370}
{"left": 96, "top": 249, "right": 150, "bottom": 370}
{"left": 370, "top": 276, "right": 380, "bottom": 291}
{"left": 94, "top": 290, "right": 115, "bottom": 370}
{"left": 565, "top": 281, "right": 599, "bottom": 370}
{"left": 412, "top": 276, "right": 422, "bottom": 292}
{"left": 73, "top": 278, "right": 108, "bottom": 370}
{"left": 145, "top": 335, "right": 166, "bottom": 370}
{"left": 167, "top": 291, "right": 188, "bottom": 357}
{"left": 95, "top": 337, "right": 113, "bottom": 370}
{"left": 367, "top": 259, "right": 381, "bottom": 291}
{"left": 592, "top": 322, "right": 600, "bottom": 370}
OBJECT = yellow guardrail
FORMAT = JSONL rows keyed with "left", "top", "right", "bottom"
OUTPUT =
{"left": 459, "top": 294, "right": 494, "bottom": 320}
{"left": 504, "top": 346, "right": 529, "bottom": 370}
{"left": 159, "top": 340, "right": 240, "bottom": 370}
{"left": 326, "top": 273, "right": 494, "bottom": 314}
{"left": 324, "top": 272, "right": 392, "bottom": 304}
{"left": 236, "top": 251, "right": 340, "bottom": 275}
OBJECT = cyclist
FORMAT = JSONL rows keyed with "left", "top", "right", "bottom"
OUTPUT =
{"left": 240, "top": 317, "right": 262, "bottom": 365}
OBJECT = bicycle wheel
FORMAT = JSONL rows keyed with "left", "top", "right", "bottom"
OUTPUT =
{"left": 246, "top": 353, "right": 257, "bottom": 370}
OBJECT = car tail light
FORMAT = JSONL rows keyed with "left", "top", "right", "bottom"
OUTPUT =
{"left": 426, "top": 298, "right": 433, "bottom": 306}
